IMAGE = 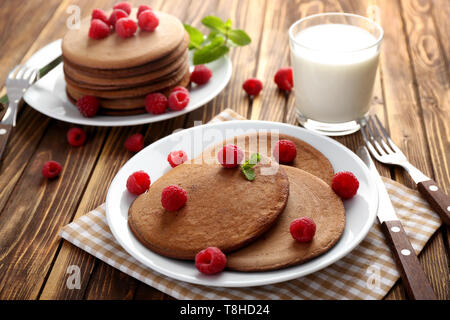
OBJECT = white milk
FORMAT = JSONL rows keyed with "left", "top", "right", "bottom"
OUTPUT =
{"left": 291, "top": 24, "right": 379, "bottom": 123}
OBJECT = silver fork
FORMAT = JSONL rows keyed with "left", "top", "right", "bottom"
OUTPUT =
{"left": 0, "top": 65, "right": 39, "bottom": 161}
{"left": 358, "top": 115, "right": 450, "bottom": 226}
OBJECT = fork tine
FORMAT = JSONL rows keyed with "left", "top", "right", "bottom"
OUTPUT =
{"left": 358, "top": 118, "right": 383, "bottom": 160}
{"left": 15, "top": 66, "right": 27, "bottom": 80}
{"left": 27, "top": 69, "right": 38, "bottom": 84}
{"left": 365, "top": 117, "right": 388, "bottom": 156}
{"left": 7, "top": 65, "right": 21, "bottom": 79}
{"left": 373, "top": 115, "right": 402, "bottom": 153}
{"left": 368, "top": 116, "right": 393, "bottom": 153}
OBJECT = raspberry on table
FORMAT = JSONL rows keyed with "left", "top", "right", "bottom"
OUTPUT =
{"left": 108, "top": 9, "right": 128, "bottom": 27}
{"left": 76, "top": 95, "right": 99, "bottom": 117}
{"left": 67, "top": 127, "right": 87, "bottom": 147}
{"left": 113, "top": 2, "right": 132, "bottom": 15}
{"left": 290, "top": 217, "right": 316, "bottom": 242}
{"left": 331, "top": 171, "right": 359, "bottom": 199}
{"left": 167, "top": 150, "right": 188, "bottom": 168}
{"left": 126, "top": 171, "right": 151, "bottom": 195}
{"left": 116, "top": 17, "right": 137, "bottom": 38}
{"left": 42, "top": 161, "right": 62, "bottom": 179}
{"left": 138, "top": 10, "right": 159, "bottom": 32}
{"left": 161, "top": 185, "right": 187, "bottom": 211}
{"left": 168, "top": 90, "right": 190, "bottom": 111}
{"left": 137, "top": 4, "right": 152, "bottom": 18}
{"left": 217, "top": 144, "right": 244, "bottom": 168}
{"left": 195, "top": 247, "right": 227, "bottom": 275}
{"left": 124, "top": 133, "right": 145, "bottom": 153}
{"left": 190, "top": 65, "right": 212, "bottom": 85}
{"left": 242, "top": 78, "right": 263, "bottom": 96}
{"left": 145, "top": 93, "right": 168, "bottom": 115}
{"left": 273, "top": 139, "right": 297, "bottom": 163}
{"left": 274, "top": 67, "right": 293, "bottom": 91}
{"left": 88, "top": 19, "right": 110, "bottom": 39}
{"left": 91, "top": 9, "right": 109, "bottom": 25}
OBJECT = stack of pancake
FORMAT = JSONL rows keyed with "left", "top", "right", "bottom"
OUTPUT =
{"left": 62, "top": 10, "right": 190, "bottom": 116}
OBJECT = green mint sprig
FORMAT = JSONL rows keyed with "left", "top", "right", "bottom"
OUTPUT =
{"left": 184, "top": 16, "right": 251, "bottom": 65}
{"left": 241, "top": 153, "right": 261, "bottom": 181}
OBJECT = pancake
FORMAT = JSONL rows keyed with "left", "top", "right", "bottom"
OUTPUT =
{"left": 127, "top": 161, "right": 290, "bottom": 260}
{"left": 227, "top": 165, "right": 345, "bottom": 271}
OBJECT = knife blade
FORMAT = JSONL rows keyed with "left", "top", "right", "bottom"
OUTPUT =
{"left": 357, "top": 146, "right": 436, "bottom": 300}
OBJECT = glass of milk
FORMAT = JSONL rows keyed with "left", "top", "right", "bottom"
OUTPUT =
{"left": 289, "top": 13, "right": 383, "bottom": 136}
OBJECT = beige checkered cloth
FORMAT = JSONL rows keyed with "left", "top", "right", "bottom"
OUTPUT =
{"left": 60, "top": 108, "right": 441, "bottom": 300}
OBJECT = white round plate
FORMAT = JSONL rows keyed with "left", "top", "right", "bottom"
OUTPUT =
{"left": 105, "top": 120, "right": 378, "bottom": 287}
{"left": 23, "top": 40, "right": 232, "bottom": 127}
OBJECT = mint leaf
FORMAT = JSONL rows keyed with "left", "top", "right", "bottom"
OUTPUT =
{"left": 193, "top": 36, "right": 229, "bottom": 65}
{"left": 202, "top": 16, "right": 226, "bottom": 33}
{"left": 184, "top": 24, "right": 204, "bottom": 49}
{"left": 242, "top": 168, "right": 256, "bottom": 181}
{"left": 241, "top": 153, "right": 261, "bottom": 181}
{"left": 249, "top": 152, "right": 261, "bottom": 165}
{"left": 228, "top": 29, "right": 251, "bottom": 46}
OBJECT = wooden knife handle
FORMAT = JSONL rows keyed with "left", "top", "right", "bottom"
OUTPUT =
{"left": 0, "top": 123, "right": 12, "bottom": 162}
{"left": 417, "top": 180, "right": 450, "bottom": 226}
{"left": 381, "top": 220, "right": 437, "bottom": 300}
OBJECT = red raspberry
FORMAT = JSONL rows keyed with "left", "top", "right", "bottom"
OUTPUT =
{"left": 116, "top": 17, "right": 137, "bottom": 38}
{"left": 126, "top": 171, "right": 150, "bottom": 195}
{"left": 167, "top": 150, "right": 188, "bottom": 168}
{"left": 274, "top": 67, "right": 293, "bottom": 91}
{"left": 137, "top": 5, "right": 152, "bottom": 18}
{"left": 42, "top": 160, "right": 62, "bottom": 179}
{"left": 88, "top": 19, "right": 110, "bottom": 39}
{"left": 217, "top": 144, "right": 244, "bottom": 168}
{"left": 290, "top": 217, "right": 316, "bottom": 242}
{"left": 91, "top": 9, "right": 109, "bottom": 25}
{"left": 113, "top": 2, "right": 132, "bottom": 15}
{"left": 161, "top": 185, "right": 187, "bottom": 211}
{"left": 145, "top": 93, "right": 167, "bottom": 115}
{"left": 67, "top": 127, "right": 87, "bottom": 147}
{"left": 171, "top": 86, "right": 189, "bottom": 94}
{"left": 124, "top": 133, "right": 144, "bottom": 152}
{"left": 331, "top": 171, "right": 359, "bottom": 199}
{"left": 190, "top": 65, "right": 212, "bottom": 85}
{"left": 195, "top": 247, "right": 227, "bottom": 275}
{"left": 76, "top": 95, "right": 99, "bottom": 117}
{"left": 242, "top": 78, "right": 263, "bottom": 96}
{"left": 273, "top": 139, "right": 297, "bottom": 163}
{"left": 108, "top": 9, "right": 128, "bottom": 27}
{"left": 168, "top": 90, "right": 190, "bottom": 111}
{"left": 138, "top": 10, "right": 159, "bottom": 32}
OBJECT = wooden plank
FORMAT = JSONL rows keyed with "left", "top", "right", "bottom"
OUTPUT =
{"left": 430, "top": 0, "right": 450, "bottom": 71}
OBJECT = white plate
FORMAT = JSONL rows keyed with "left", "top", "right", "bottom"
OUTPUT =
{"left": 23, "top": 40, "right": 232, "bottom": 127}
{"left": 105, "top": 120, "right": 378, "bottom": 287}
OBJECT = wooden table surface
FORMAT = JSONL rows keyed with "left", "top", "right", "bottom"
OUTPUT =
{"left": 0, "top": 0, "right": 448, "bottom": 300}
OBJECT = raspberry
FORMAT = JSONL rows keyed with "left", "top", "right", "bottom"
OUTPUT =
{"left": 108, "top": 9, "right": 128, "bottom": 27}
{"left": 217, "top": 144, "right": 244, "bottom": 168}
{"left": 274, "top": 67, "right": 293, "bottom": 91}
{"left": 331, "top": 171, "right": 359, "bottom": 199}
{"left": 138, "top": 10, "right": 159, "bottom": 32}
{"left": 190, "top": 65, "right": 212, "bottom": 85}
{"left": 76, "top": 95, "right": 99, "bottom": 117}
{"left": 242, "top": 78, "right": 263, "bottom": 96}
{"left": 42, "top": 161, "right": 62, "bottom": 179}
{"left": 195, "top": 247, "right": 227, "bottom": 275}
{"left": 167, "top": 150, "right": 188, "bottom": 168}
{"left": 137, "top": 4, "right": 152, "bottom": 18}
{"left": 67, "top": 127, "right": 87, "bottom": 147}
{"left": 168, "top": 90, "right": 190, "bottom": 111}
{"left": 145, "top": 93, "right": 167, "bottom": 114}
{"left": 113, "top": 2, "right": 132, "bottom": 15}
{"left": 290, "top": 217, "right": 316, "bottom": 242}
{"left": 124, "top": 133, "right": 144, "bottom": 152}
{"left": 91, "top": 9, "right": 109, "bottom": 25}
{"left": 273, "top": 139, "right": 297, "bottom": 163}
{"left": 161, "top": 185, "right": 187, "bottom": 211}
{"left": 126, "top": 171, "right": 150, "bottom": 195}
{"left": 171, "top": 86, "right": 189, "bottom": 94}
{"left": 88, "top": 19, "right": 110, "bottom": 39}
{"left": 116, "top": 17, "right": 137, "bottom": 38}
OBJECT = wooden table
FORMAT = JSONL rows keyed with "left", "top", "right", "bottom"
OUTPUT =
{"left": 0, "top": 0, "right": 448, "bottom": 300}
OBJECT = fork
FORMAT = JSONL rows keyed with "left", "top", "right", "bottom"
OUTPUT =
{"left": 358, "top": 115, "right": 450, "bottom": 226}
{"left": 0, "top": 65, "right": 38, "bottom": 161}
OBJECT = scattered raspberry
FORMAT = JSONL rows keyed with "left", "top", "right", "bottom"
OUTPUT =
{"left": 161, "top": 185, "right": 187, "bottom": 211}
{"left": 274, "top": 67, "right": 293, "bottom": 91}
{"left": 91, "top": 9, "right": 109, "bottom": 25}
{"left": 42, "top": 161, "right": 62, "bottom": 179}
{"left": 108, "top": 9, "right": 128, "bottom": 27}
{"left": 168, "top": 90, "right": 190, "bottom": 111}
{"left": 137, "top": 4, "right": 152, "bottom": 18}
{"left": 126, "top": 171, "right": 150, "bottom": 195}
{"left": 218, "top": 144, "right": 244, "bottom": 168}
{"left": 113, "top": 2, "right": 132, "bottom": 15}
{"left": 116, "top": 17, "right": 137, "bottom": 38}
{"left": 88, "top": 19, "right": 110, "bottom": 39}
{"left": 273, "top": 139, "right": 297, "bottom": 163}
{"left": 67, "top": 127, "right": 87, "bottom": 147}
{"left": 190, "top": 65, "right": 212, "bottom": 85}
{"left": 290, "top": 217, "right": 316, "bottom": 242}
{"left": 138, "top": 10, "right": 159, "bottom": 32}
{"left": 171, "top": 86, "right": 189, "bottom": 94}
{"left": 124, "top": 133, "right": 144, "bottom": 153}
{"left": 76, "top": 95, "right": 99, "bottom": 117}
{"left": 331, "top": 171, "right": 359, "bottom": 199}
{"left": 145, "top": 93, "right": 167, "bottom": 115}
{"left": 242, "top": 78, "right": 263, "bottom": 96}
{"left": 167, "top": 150, "right": 188, "bottom": 168}
{"left": 195, "top": 247, "right": 227, "bottom": 275}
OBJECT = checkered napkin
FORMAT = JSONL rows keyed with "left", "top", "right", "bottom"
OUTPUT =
{"left": 60, "top": 108, "right": 441, "bottom": 300}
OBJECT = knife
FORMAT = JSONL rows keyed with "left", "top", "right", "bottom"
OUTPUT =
{"left": 357, "top": 146, "right": 437, "bottom": 300}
